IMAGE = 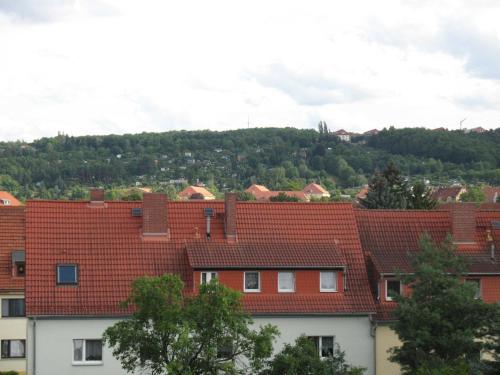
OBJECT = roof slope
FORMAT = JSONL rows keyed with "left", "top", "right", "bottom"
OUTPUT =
{"left": 355, "top": 209, "right": 500, "bottom": 274}
{"left": 0, "top": 191, "right": 22, "bottom": 206}
{"left": 302, "top": 183, "right": 328, "bottom": 195}
{"left": 178, "top": 186, "right": 215, "bottom": 199}
{"left": 0, "top": 206, "right": 25, "bottom": 292}
{"left": 26, "top": 200, "right": 374, "bottom": 316}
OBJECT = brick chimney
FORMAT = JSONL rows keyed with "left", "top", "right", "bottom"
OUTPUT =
{"left": 224, "top": 193, "right": 237, "bottom": 243}
{"left": 451, "top": 203, "right": 476, "bottom": 245}
{"left": 88, "top": 188, "right": 105, "bottom": 207}
{"left": 90, "top": 188, "right": 104, "bottom": 202}
{"left": 142, "top": 193, "right": 169, "bottom": 239}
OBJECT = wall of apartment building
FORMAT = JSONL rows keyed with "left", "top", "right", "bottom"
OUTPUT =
{"left": 0, "top": 294, "right": 27, "bottom": 375}
{"left": 27, "top": 315, "right": 374, "bottom": 375}
{"left": 375, "top": 324, "right": 401, "bottom": 375}
{"left": 252, "top": 315, "right": 374, "bottom": 375}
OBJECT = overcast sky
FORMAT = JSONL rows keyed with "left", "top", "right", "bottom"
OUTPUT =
{"left": 1, "top": 0, "right": 500, "bottom": 141}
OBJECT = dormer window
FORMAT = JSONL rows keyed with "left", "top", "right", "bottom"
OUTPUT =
{"left": 244, "top": 271, "right": 260, "bottom": 292}
{"left": 465, "top": 278, "right": 481, "bottom": 299}
{"left": 200, "top": 271, "right": 217, "bottom": 285}
{"left": 278, "top": 272, "right": 295, "bottom": 292}
{"left": 385, "top": 279, "right": 401, "bottom": 301}
{"left": 57, "top": 264, "right": 78, "bottom": 285}
{"left": 320, "top": 271, "right": 337, "bottom": 292}
{"left": 11, "top": 250, "right": 25, "bottom": 277}
{"left": 1, "top": 199, "right": 11, "bottom": 206}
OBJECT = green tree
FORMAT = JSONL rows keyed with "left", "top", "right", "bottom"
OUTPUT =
{"left": 269, "top": 192, "right": 301, "bottom": 202}
{"left": 360, "top": 163, "right": 409, "bottom": 209}
{"left": 390, "top": 235, "right": 499, "bottom": 374}
{"left": 460, "top": 186, "right": 486, "bottom": 203}
{"left": 263, "top": 335, "right": 365, "bottom": 375}
{"left": 237, "top": 191, "right": 256, "bottom": 201}
{"left": 407, "top": 181, "right": 437, "bottom": 210}
{"left": 103, "top": 274, "right": 278, "bottom": 375}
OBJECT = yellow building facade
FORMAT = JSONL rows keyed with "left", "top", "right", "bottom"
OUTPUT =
{"left": 0, "top": 294, "right": 27, "bottom": 375}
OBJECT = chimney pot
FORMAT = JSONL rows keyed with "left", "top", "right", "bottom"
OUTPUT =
{"left": 225, "top": 193, "right": 237, "bottom": 243}
{"left": 143, "top": 193, "right": 169, "bottom": 238}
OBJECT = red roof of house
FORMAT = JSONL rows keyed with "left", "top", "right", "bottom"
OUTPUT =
{"left": 0, "top": 191, "right": 23, "bottom": 206}
{"left": 355, "top": 208, "right": 500, "bottom": 321}
{"left": 432, "top": 186, "right": 464, "bottom": 201}
{"left": 178, "top": 186, "right": 215, "bottom": 199}
{"left": 302, "top": 183, "right": 328, "bottom": 195}
{"left": 26, "top": 200, "right": 374, "bottom": 316}
{"left": 334, "top": 129, "right": 350, "bottom": 135}
{"left": 0, "top": 206, "right": 25, "bottom": 293}
{"left": 245, "top": 184, "right": 270, "bottom": 194}
{"left": 187, "top": 243, "right": 346, "bottom": 269}
{"left": 484, "top": 187, "right": 500, "bottom": 203}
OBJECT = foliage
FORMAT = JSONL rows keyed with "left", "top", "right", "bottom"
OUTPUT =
{"left": 0, "top": 371, "right": 19, "bottom": 375}
{"left": 390, "top": 235, "right": 500, "bottom": 374}
{"left": 236, "top": 191, "right": 256, "bottom": 201}
{"left": 263, "top": 335, "right": 365, "bottom": 375}
{"left": 360, "top": 163, "right": 408, "bottom": 209}
{"left": 103, "top": 274, "right": 278, "bottom": 375}
{"left": 460, "top": 186, "right": 486, "bottom": 202}
{"left": 269, "top": 192, "right": 301, "bottom": 202}
{"left": 1, "top": 127, "right": 500, "bottom": 200}
{"left": 407, "top": 181, "right": 437, "bottom": 209}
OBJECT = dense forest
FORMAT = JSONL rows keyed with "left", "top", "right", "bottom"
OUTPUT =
{"left": 0, "top": 126, "right": 499, "bottom": 200}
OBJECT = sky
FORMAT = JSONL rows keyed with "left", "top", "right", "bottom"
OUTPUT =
{"left": 1, "top": 0, "right": 500, "bottom": 142}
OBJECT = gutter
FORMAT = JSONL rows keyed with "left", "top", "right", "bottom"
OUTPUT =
{"left": 369, "top": 314, "right": 377, "bottom": 374}
{"left": 33, "top": 317, "right": 36, "bottom": 375}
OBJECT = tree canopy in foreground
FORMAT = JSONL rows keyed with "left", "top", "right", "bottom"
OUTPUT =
{"left": 103, "top": 274, "right": 278, "bottom": 375}
{"left": 390, "top": 235, "right": 500, "bottom": 374}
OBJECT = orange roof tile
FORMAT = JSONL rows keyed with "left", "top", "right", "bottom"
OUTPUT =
{"left": 26, "top": 200, "right": 374, "bottom": 316}
{"left": 0, "top": 191, "right": 23, "bottom": 206}
{"left": 0, "top": 206, "right": 25, "bottom": 293}
{"left": 178, "top": 186, "right": 215, "bottom": 199}
{"left": 303, "top": 183, "right": 328, "bottom": 195}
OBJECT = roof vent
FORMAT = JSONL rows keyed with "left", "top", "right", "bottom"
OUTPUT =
{"left": 492, "top": 221, "right": 500, "bottom": 230}
{"left": 131, "top": 208, "right": 143, "bottom": 217}
{"left": 204, "top": 208, "right": 215, "bottom": 217}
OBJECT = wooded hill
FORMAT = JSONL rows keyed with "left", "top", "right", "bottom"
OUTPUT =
{"left": 1, "top": 126, "right": 499, "bottom": 200}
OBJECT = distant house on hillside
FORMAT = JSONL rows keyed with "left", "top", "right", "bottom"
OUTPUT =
{"left": 303, "top": 183, "right": 330, "bottom": 199}
{"left": 466, "top": 127, "right": 487, "bottom": 134}
{"left": 333, "top": 129, "right": 351, "bottom": 142}
{"left": 0, "top": 191, "right": 22, "bottom": 206}
{"left": 245, "top": 184, "right": 308, "bottom": 201}
{"left": 178, "top": 186, "right": 216, "bottom": 200}
{"left": 363, "top": 129, "right": 379, "bottom": 136}
{"left": 484, "top": 186, "right": 500, "bottom": 203}
{"left": 432, "top": 186, "right": 466, "bottom": 202}
{"left": 356, "top": 185, "right": 369, "bottom": 201}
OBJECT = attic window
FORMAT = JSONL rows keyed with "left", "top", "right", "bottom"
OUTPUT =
{"left": 2, "top": 199, "right": 11, "bottom": 206}
{"left": 57, "top": 264, "right": 78, "bottom": 285}
{"left": 385, "top": 279, "right": 401, "bottom": 301}
{"left": 11, "top": 250, "right": 25, "bottom": 277}
{"left": 465, "top": 279, "right": 481, "bottom": 299}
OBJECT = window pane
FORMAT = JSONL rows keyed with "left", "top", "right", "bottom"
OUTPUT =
{"left": 1, "top": 300, "right": 8, "bottom": 317}
{"left": 245, "top": 272, "right": 259, "bottom": 290}
{"left": 10, "top": 340, "right": 25, "bottom": 358}
{"left": 466, "top": 279, "right": 481, "bottom": 299}
{"left": 387, "top": 280, "right": 401, "bottom": 299}
{"left": 321, "top": 337, "right": 334, "bottom": 358}
{"left": 11, "top": 299, "right": 25, "bottom": 316}
{"left": 58, "top": 265, "right": 77, "bottom": 284}
{"left": 1, "top": 341, "right": 8, "bottom": 358}
{"left": 308, "top": 336, "right": 319, "bottom": 354}
{"left": 73, "top": 339, "right": 83, "bottom": 361}
{"left": 321, "top": 272, "right": 336, "bottom": 291}
{"left": 201, "top": 272, "right": 207, "bottom": 284}
{"left": 85, "top": 340, "right": 102, "bottom": 361}
{"left": 278, "top": 272, "right": 294, "bottom": 291}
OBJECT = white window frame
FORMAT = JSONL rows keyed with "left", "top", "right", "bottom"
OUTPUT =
{"left": 278, "top": 271, "right": 295, "bottom": 293}
{"left": 308, "top": 336, "right": 335, "bottom": 358}
{"left": 200, "top": 271, "right": 218, "bottom": 285}
{"left": 244, "top": 271, "right": 260, "bottom": 292}
{"left": 320, "top": 271, "right": 337, "bottom": 292}
{"left": 1, "top": 339, "right": 26, "bottom": 358}
{"left": 465, "top": 278, "right": 481, "bottom": 299}
{"left": 72, "top": 339, "right": 103, "bottom": 366}
{"left": 385, "top": 279, "right": 401, "bottom": 301}
{"left": 57, "top": 264, "right": 78, "bottom": 285}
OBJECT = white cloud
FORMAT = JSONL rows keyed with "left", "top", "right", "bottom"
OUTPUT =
{"left": 1, "top": 0, "right": 500, "bottom": 141}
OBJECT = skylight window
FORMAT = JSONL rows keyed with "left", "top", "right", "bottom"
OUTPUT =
{"left": 57, "top": 264, "right": 78, "bottom": 285}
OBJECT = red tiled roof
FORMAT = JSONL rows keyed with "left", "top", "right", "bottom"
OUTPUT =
{"left": 0, "top": 191, "right": 23, "bottom": 206}
{"left": 178, "top": 186, "right": 215, "bottom": 199}
{"left": 187, "top": 243, "right": 346, "bottom": 269}
{"left": 26, "top": 200, "right": 374, "bottom": 316}
{"left": 0, "top": 207, "right": 25, "bottom": 293}
{"left": 302, "top": 183, "right": 328, "bottom": 195}
{"left": 484, "top": 187, "right": 500, "bottom": 203}
{"left": 245, "top": 184, "right": 269, "bottom": 194}
{"left": 432, "top": 186, "right": 464, "bottom": 201}
{"left": 355, "top": 209, "right": 500, "bottom": 274}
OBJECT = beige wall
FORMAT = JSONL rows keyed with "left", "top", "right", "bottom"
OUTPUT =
{"left": 0, "top": 294, "right": 27, "bottom": 375}
{"left": 376, "top": 324, "right": 401, "bottom": 375}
